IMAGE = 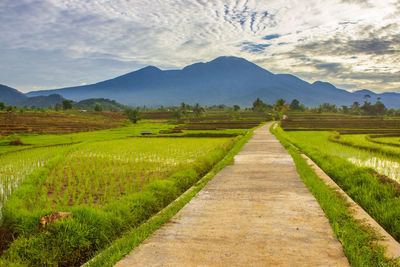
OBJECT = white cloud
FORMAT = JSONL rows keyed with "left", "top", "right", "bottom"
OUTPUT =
{"left": 0, "top": 0, "right": 399, "bottom": 93}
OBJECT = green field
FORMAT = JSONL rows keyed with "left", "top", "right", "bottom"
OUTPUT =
{"left": 273, "top": 118, "right": 400, "bottom": 246}
{"left": 0, "top": 110, "right": 267, "bottom": 266}
{"left": 2, "top": 109, "right": 400, "bottom": 266}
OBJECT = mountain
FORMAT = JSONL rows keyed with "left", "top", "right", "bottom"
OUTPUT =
{"left": 352, "top": 89, "right": 400, "bottom": 108}
{"left": 0, "top": 84, "right": 28, "bottom": 104}
{"left": 17, "top": 56, "right": 400, "bottom": 109}
{"left": 74, "top": 98, "right": 127, "bottom": 110}
{"left": 0, "top": 84, "right": 65, "bottom": 107}
{"left": 23, "top": 94, "right": 66, "bottom": 108}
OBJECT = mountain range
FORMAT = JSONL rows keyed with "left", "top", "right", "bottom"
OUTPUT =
{"left": 0, "top": 84, "right": 66, "bottom": 107}
{"left": 2, "top": 56, "right": 399, "bottom": 108}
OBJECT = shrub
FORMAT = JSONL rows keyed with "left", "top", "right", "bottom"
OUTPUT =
{"left": 10, "top": 138, "right": 25, "bottom": 146}
{"left": 170, "top": 169, "right": 198, "bottom": 193}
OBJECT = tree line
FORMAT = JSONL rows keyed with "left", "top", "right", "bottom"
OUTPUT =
{"left": 250, "top": 95, "right": 400, "bottom": 117}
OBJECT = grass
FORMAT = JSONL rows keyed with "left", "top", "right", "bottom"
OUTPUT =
{"left": 271, "top": 125, "right": 397, "bottom": 266}
{"left": 0, "top": 121, "right": 174, "bottom": 154}
{"left": 83, "top": 125, "right": 255, "bottom": 267}
{"left": 332, "top": 134, "right": 400, "bottom": 158}
{"left": 37, "top": 137, "right": 233, "bottom": 208}
{"left": 286, "top": 131, "right": 400, "bottom": 182}
{"left": 368, "top": 136, "right": 400, "bottom": 147}
{"left": 0, "top": 132, "right": 244, "bottom": 266}
{"left": 0, "top": 111, "right": 269, "bottom": 266}
{"left": 273, "top": 127, "right": 400, "bottom": 243}
{"left": 0, "top": 144, "right": 76, "bottom": 209}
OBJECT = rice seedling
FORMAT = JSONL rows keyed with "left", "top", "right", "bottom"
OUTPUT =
{"left": 283, "top": 131, "right": 400, "bottom": 183}
{"left": 36, "top": 137, "right": 234, "bottom": 209}
{"left": 0, "top": 145, "right": 73, "bottom": 211}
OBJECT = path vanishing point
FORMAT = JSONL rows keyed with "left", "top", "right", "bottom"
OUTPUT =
{"left": 115, "top": 124, "right": 349, "bottom": 266}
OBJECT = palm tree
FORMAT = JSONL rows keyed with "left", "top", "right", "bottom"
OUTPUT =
{"left": 193, "top": 103, "right": 204, "bottom": 117}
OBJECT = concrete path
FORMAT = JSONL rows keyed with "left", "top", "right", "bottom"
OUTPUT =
{"left": 115, "top": 124, "right": 349, "bottom": 267}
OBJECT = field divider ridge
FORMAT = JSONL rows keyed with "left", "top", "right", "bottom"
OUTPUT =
{"left": 300, "top": 152, "right": 400, "bottom": 260}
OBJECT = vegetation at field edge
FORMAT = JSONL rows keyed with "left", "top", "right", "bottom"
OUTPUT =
{"left": 271, "top": 125, "right": 398, "bottom": 266}
{"left": 0, "top": 111, "right": 267, "bottom": 266}
{"left": 273, "top": 126, "right": 400, "bottom": 245}
{"left": 82, "top": 126, "right": 256, "bottom": 267}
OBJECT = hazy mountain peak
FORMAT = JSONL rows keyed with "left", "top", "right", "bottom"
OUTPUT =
{"left": 312, "top": 81, "right": 337, "bottom": 89}
{"left": 0, "top": 84, "right": 27, "bottom": 103}
{"left": 353, "top": 89, "right": 377, "bottom": 96}
{"left": 22, "top": 56, "right": 400, "bottom": 109}
{"left": 210, "top": 56, "right": 249, "bottom": 63}
{"left": 138, "top": 65, "right": 162, "bottom": 72}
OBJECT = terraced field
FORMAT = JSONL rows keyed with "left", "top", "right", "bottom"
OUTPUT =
{"left": 281, "top": 112, "right": 400, "bottom": 134}
{"left": 0, "top": 111, "right": 125, "bottom": 136}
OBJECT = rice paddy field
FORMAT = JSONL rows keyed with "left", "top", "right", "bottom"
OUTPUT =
{"left": 0, "top": 110, "right": 267, "bottom": 266}
{"left": 274, "top": 112, "right": 400, "bottom": 249}
{"left": 38, "top": 137, "right": 232, "bottom": 209}
{"left": 284, "top": 131, "right": 400, "bottom": 182}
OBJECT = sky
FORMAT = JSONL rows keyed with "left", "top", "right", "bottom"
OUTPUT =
{"left": 0, "top": 0, "right": 399, "bottom": 93}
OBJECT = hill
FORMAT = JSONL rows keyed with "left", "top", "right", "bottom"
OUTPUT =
{"left": 0, "top": 84, "right": 27, "bottom": 104}
{"left": 23, "top": 94, "right": 66, "bottom": 108}
{"left": 15, "top": 56, "right": 400, "bottom": 109}
{"left": 74, "top": 98, "right": 126, "bottom": 110}
{"left": 0, "top": 84, "right": 66, "bottom": 108}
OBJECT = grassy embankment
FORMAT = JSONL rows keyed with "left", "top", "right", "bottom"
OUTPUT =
{"left": 271, "top": 125, "right": 397, "bottom": 266}
{"left": 329, "top": 134, "right": 400, "bottom": 158}
{"left": 367, "top": 136, "right": 400, "bottom": 147}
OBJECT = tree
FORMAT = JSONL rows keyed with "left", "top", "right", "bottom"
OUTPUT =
{"left": 173, "top": 109, "right": 182, "bottom": 119}
{"left": 62, "top": 100, "right": 73, "bottom": 110}
{"left": 94, "top": 104, "right": 103, "bottom": 111}
{"left": 350, "top": 101, "right": 360, "bottom": 114}
{"left": 252, "top": 98, "right": 270, "bottom": 112}
{"left": 289, "top": 99, "right": 300, "bottom": 110}
{"left": 273, "top": 99, "right": 289, "bottom": 113}
{"left": 233, "top": 104, "right": 240, "bottom": 111}
{"left": 124, "top": 108, "right": 141, "bottom": 124}
{"left": 373, "top": 101, "right": 386, "bottom": 116}
{"left": 193, "top": 103, "right": 204, "bottom": 117}
{"left": 180, "top": 102, "right": 187, "bottom": 113}
{"left": 0, "top": 102, "right": 5, "bottom": 111}
{"left": 55, "top": 103, "right": 62, "bottom": 111}
{"left": 318, "top": 103, "right": 337, "bottom": 113}
{"left": 6, "top": 105, "right": 15, "bottom": 112}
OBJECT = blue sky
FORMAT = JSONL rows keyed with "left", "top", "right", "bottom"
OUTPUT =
{"left": 0, "top": 0, "right": 399, "bottom": 93}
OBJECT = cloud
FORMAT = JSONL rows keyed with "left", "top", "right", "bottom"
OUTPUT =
{"left": 240, "top": 42, "right": 271, "bottom": 53}
{"left": 0, "top": 0, "right": 399, "bottom": 94}
{"left": 296, "top": 24, "right": 400, "bottom": 56}
{"left": 315, "top": 62, "right": 346, "bottom": 74}
{"left": 340, "top": 0, "right": 373, "bottom": 8}
{"left": 263, "top": 34, "right": 280, "bottom": 40}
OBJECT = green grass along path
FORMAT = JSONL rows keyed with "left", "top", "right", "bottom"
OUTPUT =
{"left": 114, "top": 124, "right": 349, "bottom": 266}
